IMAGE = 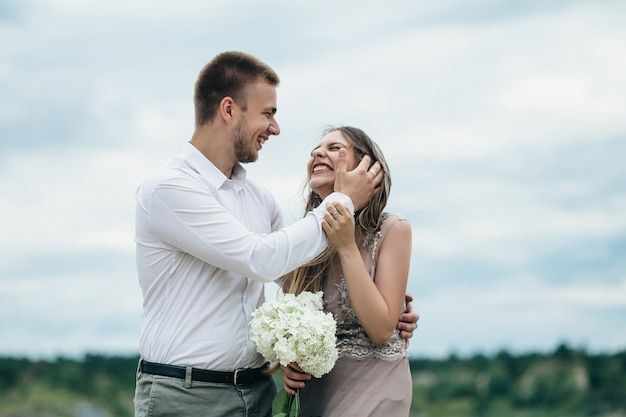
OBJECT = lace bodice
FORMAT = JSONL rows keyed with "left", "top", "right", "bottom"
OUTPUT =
{"left": 322, "top": 213, "right": 408, "bottom": 361}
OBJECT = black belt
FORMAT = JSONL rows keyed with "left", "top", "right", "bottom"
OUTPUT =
{"left": 139, "top": 360, "right": 269, "bottom": 385}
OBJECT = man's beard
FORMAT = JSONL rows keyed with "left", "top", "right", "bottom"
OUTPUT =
{"left": 233, "top": 119, "right": 258, "bottom": 164}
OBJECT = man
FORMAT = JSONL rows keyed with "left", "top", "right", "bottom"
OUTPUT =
{"left": 133, "top": 51, "right": 417, "bottom": 417}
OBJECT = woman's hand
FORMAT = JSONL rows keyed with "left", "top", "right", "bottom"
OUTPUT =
{"left": 281, "top": 362, "right": 311, "bottom": 395}
{"left": 322, "top": 202, "right": 356, "bottom": 252}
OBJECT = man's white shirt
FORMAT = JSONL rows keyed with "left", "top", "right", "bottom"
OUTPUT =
{"left": 135, "top": 142, "right": 353, "bottom": 370}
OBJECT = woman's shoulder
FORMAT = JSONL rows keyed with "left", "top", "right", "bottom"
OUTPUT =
{"left": 381, "top": 212, "right": 410, "bottom": 229}
{"left": 377, "top": 213, "right": 411, "bottom": 244}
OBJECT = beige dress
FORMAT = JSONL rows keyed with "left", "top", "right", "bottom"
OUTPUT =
{"left": 299, "top": 213, "right": 412, "bottom": 417}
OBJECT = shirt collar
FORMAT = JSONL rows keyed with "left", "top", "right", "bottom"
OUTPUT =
{"left": 181, "top": 142, "right": 247, "bottom": 191}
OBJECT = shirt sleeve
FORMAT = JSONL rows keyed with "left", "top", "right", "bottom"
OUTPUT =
{"left": 144, "top": 179, "right": 353, "bottom": 283}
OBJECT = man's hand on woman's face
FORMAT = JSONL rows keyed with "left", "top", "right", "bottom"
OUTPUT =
{"left": 333, "top": 149, "right": 382, "bottom": 211}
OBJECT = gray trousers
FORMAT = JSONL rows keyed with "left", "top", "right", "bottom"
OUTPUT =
{"left": 134, "top": 368, "right": 276, "bottom": 417}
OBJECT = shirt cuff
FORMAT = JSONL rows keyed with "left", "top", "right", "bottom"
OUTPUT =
{"left": 310, "top": 192, "right": 354, "bottom": 221}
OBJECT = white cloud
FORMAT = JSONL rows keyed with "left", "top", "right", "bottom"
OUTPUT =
{"left": 0, "top": 265, "right": 142, "bottom": 358}
{"left": 0, "top": 150, "right": 136, "bottom": 254}
{"left": 412, "top": 274, "right": 626, "bottom": 357}
{"left": 1, "top": 0, "right": 625, "bottom": 358}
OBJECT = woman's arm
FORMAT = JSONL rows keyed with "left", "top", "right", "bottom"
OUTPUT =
{"left": 323, "top": 203, "right": 411, "bottom": 345}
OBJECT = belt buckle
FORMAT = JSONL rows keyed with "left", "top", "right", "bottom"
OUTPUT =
{"left": 233, "top": 369, "right": 242, "bottom": 385}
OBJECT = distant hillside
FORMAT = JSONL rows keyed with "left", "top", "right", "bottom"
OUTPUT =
{"left": 409, "top": 345, "right": 626, "bottom": 416}
{"left": 1, "top": 344, "right": 624, "bottom": 417}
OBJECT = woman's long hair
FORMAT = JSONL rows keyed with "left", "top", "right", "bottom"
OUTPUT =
{"left": 281, "top": 126, "right": 392, "bottom": 296}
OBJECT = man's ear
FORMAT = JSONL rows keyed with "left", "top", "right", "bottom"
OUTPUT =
{"left": 220, "top": 97, "right": 236, "bottom": 123}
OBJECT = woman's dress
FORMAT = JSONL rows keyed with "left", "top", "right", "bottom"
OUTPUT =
{"left": 298, "top": 213, "right": 412, "bottom": 417}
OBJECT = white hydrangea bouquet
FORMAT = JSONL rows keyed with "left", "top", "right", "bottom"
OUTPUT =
{"left": 250, "top": 291, "right": 338, "bottom": 417}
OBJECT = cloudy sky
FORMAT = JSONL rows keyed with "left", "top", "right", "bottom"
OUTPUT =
{"left": 1, "top": 0, "right": 625, "bottom": 360}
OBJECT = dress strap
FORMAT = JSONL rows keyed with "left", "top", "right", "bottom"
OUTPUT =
{"left": 372, "top": 213, "right": 407, "bottom": 259}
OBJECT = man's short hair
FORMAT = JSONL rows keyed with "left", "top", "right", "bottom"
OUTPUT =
{"left": 194, "top": 51, "right": 280, "bottom": 126}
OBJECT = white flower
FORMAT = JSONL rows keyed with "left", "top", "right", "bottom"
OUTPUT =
{"left": 250, "top": 291, "right": 338, "bottom": 378}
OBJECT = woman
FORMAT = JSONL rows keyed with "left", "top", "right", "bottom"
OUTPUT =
{"left": 280, "top": 126, "right": 413, "bottom": 416}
